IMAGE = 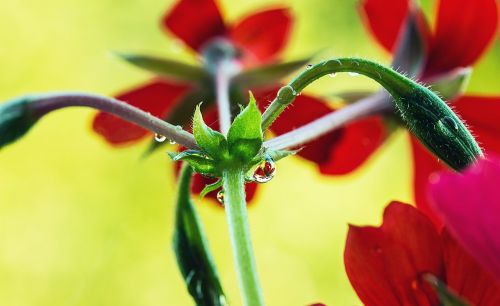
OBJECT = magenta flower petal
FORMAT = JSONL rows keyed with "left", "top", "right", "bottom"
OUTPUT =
{"left": 429, "top": 158, "right": 500, "bottom": 282}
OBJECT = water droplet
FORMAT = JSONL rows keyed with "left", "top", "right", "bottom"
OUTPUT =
{"left": 154, "top": 133, "right": 167, "bottom": 142}
{"left": 252, "top": 156, "right": 276, "bottom": 183}
{"left": 348, "top": 72, "right": 360, "bottom": 76}
{"left": 217, "top": 190, "right": 225, "bottom": 204}
{"left": 306, "top": 64, "right": 313, "bottom": 69}
{"left": 329, "top": 73, "right": 337, "bottom": 78}
{"left": 169, "top": 139, "right": 177, "bottom": 145}
{"left": 438, "top": 116, "right": 459, "bottom": 132}
{"left": 175, "top": 125, "right": 183, "bottom": 131}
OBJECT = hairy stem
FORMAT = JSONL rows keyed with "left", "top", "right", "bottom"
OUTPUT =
{"left": 31, "top": 93, "right": 198, "bottom": 149}
{"left": 222, "top": 167, "right": 265, "bottom": 306}
{"left": 261, "top": 57, "right": 409, "bottom": 131}
{"left": 215, "top": 63, "right": 234, "bottom": 135}
{"left": 264, "top": 91, "right": 392, "bottom": 150}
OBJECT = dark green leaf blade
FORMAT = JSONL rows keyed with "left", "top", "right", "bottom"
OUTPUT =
{"left": 0, "top": 96, "right": 38, "bottom": 149}
{"left": 233, "top": 58, "right": 311, "bottom": 88}
{"left": 117, "top": 53, "right": 210, "bottom": 84}
{"left": 174, "top": 165, "right": 226, "bottom": 306}
{"left": 227, "top": 92, "right": 263, "bottom": 162}
{"left": 192, "top": 105, "right": 228, "bottom": 159}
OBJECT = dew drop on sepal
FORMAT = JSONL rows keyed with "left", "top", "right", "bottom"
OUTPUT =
{"left": 348, "top": 72, "right": 360, "bottom": 76}
{"left": 216, "top": 190, "right": 224, "bottom": 204}
{"left": 154, "top": 133, "right": 167, "bottom": 142}
{"left": 252, "top": 156, "right": 276, "bottom": 183}
{"left": 169, "top": 139, "right": 176, "bottom": 145}
{"left": 438, "top": 116, "right": 459, "bottom": 132}
{"left": 329, "top": 73, "right": 337, "bottom": 78}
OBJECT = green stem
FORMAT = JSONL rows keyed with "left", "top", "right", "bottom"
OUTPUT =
{"left": 261, "top": 57, "right": 410, "bottom": 131}
{"left": 222, "top": 167, "right": 265, "bottom": 306}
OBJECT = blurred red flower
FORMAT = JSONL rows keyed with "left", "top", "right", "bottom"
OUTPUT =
{"left": 344, "top": 202, "right": 500, "bottom": 306}
{"left": 357, "top": 0, "right": 500, "bottom": 225}
{"left": 429, "top": 157, "right": 500, "bottom": 283}
{"left": 93, "top": 0, "right": 372, "bottom": 203}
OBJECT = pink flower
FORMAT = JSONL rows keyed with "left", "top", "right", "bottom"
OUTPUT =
{"left": 429, "top": 157, "right": 500, "bottom": 282}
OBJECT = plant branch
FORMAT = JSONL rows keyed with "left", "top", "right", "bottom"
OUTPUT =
{"left": 264, "top": 91, "right": 392, "bottom": 150}
{"left": 261, "top": 57, "right": 409, "bottom": 131}
{"left": 215, "top": 62, "right": 237, "bottom": 135}
{"left": 222, "top": 167, "right": 265, "bottom": 306}
{"left": 31, "top": 93, "right": 198, "bottom": 149}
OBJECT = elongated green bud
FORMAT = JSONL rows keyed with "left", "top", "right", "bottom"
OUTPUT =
{"left": 0, "top": 96, "right": 38, "bottom": 149}
{"left": 262, "top": 58, "right": 482, "bottom": 170}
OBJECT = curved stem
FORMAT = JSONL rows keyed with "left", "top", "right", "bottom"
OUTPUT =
{"left": 264, "top": 91, "right": 392, "bottom": 150}
{"left": 31, "top": 93, "right": 198, "bottom": 149}
{"left": 222, "top": 167, "right": 265, "bottom": 306}
{"left": 261, "top": 57, "right": 409, "bottom": 131}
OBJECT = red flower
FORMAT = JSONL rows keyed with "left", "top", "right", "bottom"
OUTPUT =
{"left": 429, "top": 157, "right": 500, "bottom": 283}
{"left": 93, "top": 0, "right": 373, "bottom": 203}
{"left": 356, "top": 0, "right": 500, "bottom": 225}
{"left": 344, "top": 202, "right": 500, "bottom": 306}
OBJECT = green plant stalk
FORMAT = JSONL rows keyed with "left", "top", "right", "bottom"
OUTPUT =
{"left": 222, "top": 167, "right": 265, "bottom": 306}
{"left": 261, "top": 58, "right": 409, "bottom": 130}
{"left": 261, "top": 57, "right": 482, "bottom": 171}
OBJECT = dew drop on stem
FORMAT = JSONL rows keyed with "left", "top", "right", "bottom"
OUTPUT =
{"left": 252, "top": 156, "right": 276, "bottom": 183}
{"left": 217, "top": 190, "right": 225, "bottom": 204}
{"left": 306, "top": 64, "right": 313, "bottom": 69}
{"left": 154, "top": 133, "right": 167, "bottom": 142}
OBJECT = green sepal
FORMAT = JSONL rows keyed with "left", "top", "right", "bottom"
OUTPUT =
{"left": 424, "top": 274, "right": 470, "bottom": 306}
{"left": 116, "top": 53, "right": 210, "bottom": 84}
{"left": 169, "top": 150, "right": 220, "bottom": 177}
{"left": 0, "top": 96, "right": 38, "bottom": 149}
{"left": 233, "top": 58, "right": 311, "bottom": 88}
{"left": 227, "top": 92, "right": 263, "bottom": 162}
{"left": 391, "top": 7, "right": 426, "bottom": 77}
{"left": 193, "top": 105, "right": 229, "bottom": 160}
{"left": 199, "top": 180, "right": 223, "bottom": 199}
{"left": 174, "top": 165, "right": 226, "bottom": 306}
{"left": 429, "top": 68, "right": 471, "bottom": 101}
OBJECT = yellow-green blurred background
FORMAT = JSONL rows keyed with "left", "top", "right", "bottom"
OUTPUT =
{"left": 0, "top": 0, "right": 498, "bottom": 305}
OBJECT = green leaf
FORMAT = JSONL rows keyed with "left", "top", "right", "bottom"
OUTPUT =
{"left": 199, "top": 180, "right": 223, "bottom": 199}
{"left": 116, "top": 53, "right": 210, "bottom": 84}
{"left": 429, "top": 68, "right": 471, "bottom": 101}
{"left": 174, "top": 165, "right": 226, "bottom": 306}
{"left": 233, "top": 58, "right": 311, "bottom": 88}
{"left": 424, "top": 274, "right": 470, "bottom": 306}
{"left": 193, "top": 105, "right": 228, "bottom": 159}
{"left": 227, "top": 92, "right": 263, "bottom": 162}
{"left": 169, "top": 150, "right": 220, "bottom": 177}
{"left": 0, "top": 96, "right": 38, "bottom": 149}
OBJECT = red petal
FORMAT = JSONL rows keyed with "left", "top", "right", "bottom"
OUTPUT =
{"left": 424, "top": 0, "right": 499, "bottom": 76}
{"left": 254, "top": 88, "right": 385, "bottom": 174}
{"left": 359, "top": 0, "right": 411, "bottom": 52}
{"left": 429, "top": 158, "right": 500, "bottom": 283}
{"left": 441, "top": 229, "right": 500, "bottom": 305}
{"left": 92, "top": 80, "right": 189, "bottom": 145}
{"left": 344, "top": 202, "right": 443, "bottom": 306}
{"left": 230, "top": 8, "right": 292, "bottom": 64}
{"left": 453, "top": 96, "right": 500, "bottom": 154}
{"left": 318, "top": 116, "right": 385, "bottom": 175}
{"left": 410, "top": 135, "right": 447, "bottom": 227}
{"left": 162, "top": 0, "right": 227, "bottom": 51}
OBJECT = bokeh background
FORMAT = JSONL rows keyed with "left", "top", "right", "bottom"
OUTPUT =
{"left": 0, "top": 0, "right": 499, "bottom": 305}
